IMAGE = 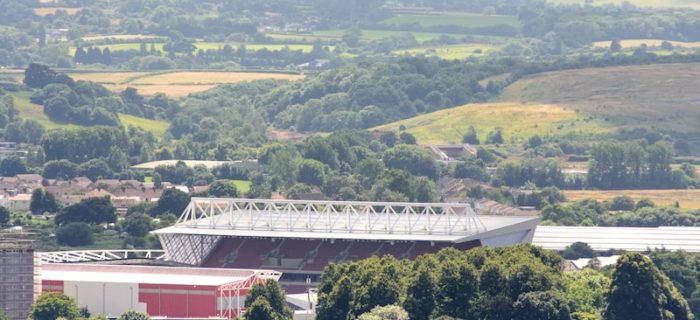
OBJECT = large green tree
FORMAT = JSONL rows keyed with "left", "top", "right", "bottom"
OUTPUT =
{"left": 403, "top": 267, "right": 436, "bottom": 320}
{"left": 30, "top": 188, "right": 61, "bottom": 215}
{"left": 604, "top": 253, "right": 694, "bottom": 320}
{"left": 244, "top": 280, "right": 293, "bottom": 320}
{"left": 55, "top": 196, "right": 116, "bottom": 225}
{"left": 149, "top": 188, "right": 190, "bottom": 217}
{"left": 29, "top": 292, "right": 80, "bottom": 320}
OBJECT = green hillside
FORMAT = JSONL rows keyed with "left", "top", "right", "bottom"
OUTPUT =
{"left": 372, "top": 102, "right": 605, "bottom": 144}
{"left": 9, "top": 91, "right": 169, "bottom": 136}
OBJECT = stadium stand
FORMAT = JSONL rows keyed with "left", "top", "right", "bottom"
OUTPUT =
{"left": 155, "top": 198, "right": 539, "bottom": 285}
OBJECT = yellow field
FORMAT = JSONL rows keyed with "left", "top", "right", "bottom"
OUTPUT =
{"left": 105, "top": 84, "right": 219, "bottom": 97}
{"left": 592, "top": 39, "right": 700, "bottom": 49}
{"left": 67, "top": 72, "right": 147, "bottom": 84}
{"left": 372, "top": 103, "right": 606, "bottom": 144}
{"left": 63, "top": 70, "right": 303, "bottom": 97}
{"left": 33, "top": 7, "right": 81, "bottom": 16}
{"left": 564, "top": 189, "right": 700, "bottom": 209}
{"left": 131, "top": 71, "right": 304, "bottom": 85}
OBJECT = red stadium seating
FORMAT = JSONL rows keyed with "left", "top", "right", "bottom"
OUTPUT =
{"left": 202, "top": 237, "right": 482, "bottom": 271}
{"left": 303, "top": 240, "right": 350, "bottom": 271}
{"left": 277, "top": 239, "right": 320, "bottom": 259}
{"left": 345, "top": 241, "right": 383, "bottom": 262}
{"left": 376, "top": 242, "right": 414, "bottom": 259}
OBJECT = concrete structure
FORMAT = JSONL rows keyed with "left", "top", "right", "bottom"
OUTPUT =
{"left": 154, "top": 198, "right": 539, "bottom": 291}
{"left": 533, "top": 226, "right": 700, "bottom": 252}
{"left": 41, "top": 264, "right": 280, "bottom": 319}
{"left": 0, "top": 232, "right": 37, "bottom": 320}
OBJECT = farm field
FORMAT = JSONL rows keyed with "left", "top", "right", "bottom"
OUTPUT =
{"left": 592, "top": 39, "right": 700, "bottom": 49}
{"left": 8, "top": 92, "right": 78, "bottom": 130}
{"left": 81, "top": 34, "right": 166, "bottom": 42}
{"left": 71, "top": 42, "right": 330, "bottom": 54}
{"left": 382, "top": 13, "right": 522, "bottom": 29}
{"left": 33, "top": 7, "right": 81, "bottom": 16}
{"left": 548, "top": 0, "right": 700, "bottom": 9}
{"left": 67, "top": 71, "right": 147, "bottom": 84}
{"left": 372, "top": 103, "right": 606, "bottom": 144}
{"left": 313, "top": 29, "right": 464, "bottom": 43}
{"left": 118, "top": 113, "right": 169, "bottom": 137}
{"left": 8, "top": 91, "right": 168, "bottom": 136}
{"left": 62, "top": 70, "right": 303, "bottom": 97}
{"left": 498, "top": 63, "right": 700, "bottom": 133}
{"left": 394, "top": 43, "right": 500, "bottom": 59}
{"left": 563, "top": 189, "right": 700, "bottom": 209}
{"left": 130, "top": 71, "right": 303, "bottom": 85}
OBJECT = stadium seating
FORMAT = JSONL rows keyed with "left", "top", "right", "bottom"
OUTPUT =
{"left": 345, "top": 241, "right": 383, "bottom": 262}
{"left": 201, "top": 237, "right": 245, "bottom": 268}
{"left": 201, "top": 236, "right": 483, "bottom": 271}
{"left": 230, "top": 238, "right": 281, "bottom": 269}
{"left": 376, "top": 242, "right": 414, "bottom": 259}
{"left": 303, "top": 240, "right": 350, "bottom": 271}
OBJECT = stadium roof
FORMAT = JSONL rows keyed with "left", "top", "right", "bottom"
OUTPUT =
{"left": 131, "top": 160, "right": 257, "bottom": 170}
{"left": 153, "top": 198, "right": 538, "bottom": 243}
{"left": 41, "top": 263, "right": 280, "bottom": 286}
{"left": 533, "top": 226, "right": 700, "bottom": 252}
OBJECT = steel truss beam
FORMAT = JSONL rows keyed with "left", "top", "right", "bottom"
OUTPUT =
{"left": 175, "top": 198, "right": 487, "bottom": 236}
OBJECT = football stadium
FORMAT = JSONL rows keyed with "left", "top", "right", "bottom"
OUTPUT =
{"left": 153, "top": 198, "right": 540, "bottom": 292}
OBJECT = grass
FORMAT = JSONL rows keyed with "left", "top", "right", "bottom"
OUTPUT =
{"left": 232, "top": 180, "right": 251, "bottom": 193}
{"left": 130, "top": 71, "right": 304, "bottom": 85}
{"left": 7, "top": 92, "right": 78, "bottom": 130}
{"left": 8, "top": 91, "right": 169, "bottom": 134}
{"left": 71, "top": 42, "right": 332, "bottom": 54}
{"left": 498, "top": 63, "right": 700, "bottom": 134}
{"left": 118, "top": 113, "right": 169, "bottom": 137}
{"left": 62, "top": 70, "right": 303, "bottom": 97}
{"left": 592, "top": 39, "right": 700, "bottom": 49}
{"left": 382, "top": 13, "right": 522, "bottom": 29}
{"left": 67, "top": 71, "right": 147, "bottom": 84}
{"left": 314, "top": 29, "right": 462, "bottom": 43}
{"left": 548, "top": 0, "right": 700, "bottom": 9}
{"left": 394, "top": 43, "right": 500, "bottom": 59}
{"left": 33, "top": 7, "right": 81, "bottom": 16}
{"left": 81, "top": 34, "right": 165, "bottom": 42}
{"left": 372, "top": 102, "right": 606, "bottom": 144}
{"left": 563, "top": 189, "right": 700, "bottom": 210}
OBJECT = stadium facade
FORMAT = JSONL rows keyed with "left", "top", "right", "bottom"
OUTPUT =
{"left": 41, "top": 263, "right": 280, "bottom": 319}
{"left": 154, "top": 198, "right": 539, "bottom": 291}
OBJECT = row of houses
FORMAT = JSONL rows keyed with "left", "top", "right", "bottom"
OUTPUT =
{"left": 0, "top": 174, "right": 191, "bottom": 214}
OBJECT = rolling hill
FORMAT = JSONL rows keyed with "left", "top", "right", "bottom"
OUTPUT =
{"left": 372, "top": 103, "right": 605, "bottom": 144}
{"left": 374, "top": 63, "right": 700, "bottom": 145}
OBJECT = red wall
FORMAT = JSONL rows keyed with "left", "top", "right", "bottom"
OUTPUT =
{"left": 41, "top": 280, "right": 64, "bottom": 292}
{"left": 139, "top": 283, "right": 218, "bottom": 318}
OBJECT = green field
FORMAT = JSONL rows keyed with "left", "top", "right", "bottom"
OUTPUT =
{"left": 232, "top": 180, "right": 251, "bottom": 193}
{"left": 118, "top": 113, "right": 169, "bottom": 137}
{"left": 8, "top": 92, "right": 78, "bottom": 130}
{"left": 71, "top": 42, "right": 331, "bottom": 54}
{"left": 8, "top": 91, "right": 169, "bottom": 136}
{"left": 383, "top": 13, "right": 522, "bottom": 29}
{"left": 373, "top": 103, "right": 605, "bottom": 144}
{"left": 498, "top": 63, "right": 700, "bottom": 133}
{"left": 394, "top": 43, "right": 500, "bottom": 59}
{"left": 548, "top": 0, "right": 700, "bottom": 9}
{"left": 313, "top": 29, "right": 463, "bottom": 43}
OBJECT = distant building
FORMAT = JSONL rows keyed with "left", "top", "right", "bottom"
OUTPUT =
{"left": 0, "top": 142, "right": 27, "bottom": 160}
{"left": 0, "top": 232, "right": 37, "bottom": 320}
{"left": 41, "top": 264, "right": 281, "bottom": 319}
